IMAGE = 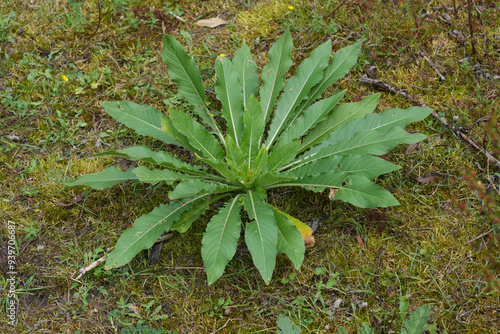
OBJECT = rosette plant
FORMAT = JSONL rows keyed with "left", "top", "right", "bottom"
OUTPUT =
{"left": 67, "top": 30, "right": 431, "bottom": 284}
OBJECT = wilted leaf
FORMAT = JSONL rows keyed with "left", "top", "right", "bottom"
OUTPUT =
{"left": 195, "top": 18, "right": 229, "bottom": 28}
{"left": 304, "top": 235, "right": 315, "bottom": 249}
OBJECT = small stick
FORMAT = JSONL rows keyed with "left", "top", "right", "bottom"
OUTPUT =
{"left": 359, "top": 75, "right": 500, "bottom": 170}
{"left": 464, "top": 229, "right": 493, "bottom": 246}
{"left": 74, "top": 233, "right": 174, "bottom": 280}
{"left": 467, "top": 0, "right": 476, "bottom": 55}
{"left": 409, "top": 0, "right": 420, "bottom": 31}
{"left": 419, "top": 50, "right": 446, "bottom": 80}
{"left": 374, "top": 246, "right": 384, "bottom": 298}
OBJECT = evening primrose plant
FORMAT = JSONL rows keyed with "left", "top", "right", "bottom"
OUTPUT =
{"left": 67, "top": 31, "right": 431, "bottom": 284}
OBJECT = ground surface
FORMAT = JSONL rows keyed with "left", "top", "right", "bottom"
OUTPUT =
{"left": 1, "top": 0, "right": 499, "bottom": 333}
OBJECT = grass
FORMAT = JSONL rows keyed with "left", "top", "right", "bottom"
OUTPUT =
{"left": 1, "top": 0, "right": 499, "bottom": 333}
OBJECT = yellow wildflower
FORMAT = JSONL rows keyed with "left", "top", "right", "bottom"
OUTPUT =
{"left": 219, "top": 53, "right": 226, "bottom": 58}
{"left": 288, "top": 5, "right": 294, "bottom": 10}
{"left": 62, "top": 75, "right": 69, "bottom": 82}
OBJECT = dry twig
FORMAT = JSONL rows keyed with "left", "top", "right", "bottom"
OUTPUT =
{"left": 358, "top": 75, "right": 500, "bottom": 170}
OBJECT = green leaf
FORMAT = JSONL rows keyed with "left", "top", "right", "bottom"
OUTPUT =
{"left": 253, "top": 172, "right": 296, "bottom": 189}
{"left": 337, "top": 155, "right": 401, "bottom": 179}
{"left": 105, "top": 199, "right": 197, "bottom": 269}
{"left": 267, "top": 140, "right": 300, "bottom": 171}
{"left": 94, "top": 146, "right": 206, "bottom": 176}
{"left": 198, "top": 156, "right": 237, "bottom": 182}
{"left": 232, "top": 44, "right": 259, "bottom": 110}
{"left": 101, "top": 101, "right": 179, "bottom": 145}
{"left": 240, "top": 96, "right": 265, "bottom": 163}
{"left": 243, "top": 191, "right": 278, "bottom": 284}
{"left": 171, "top": 194, "right": 229, "bottom": 233}
{"left": 225, "top": 136, "right": 246, "bottom": 172}
{"left": 277, "top": 314, "right": 301, "bottom": 334}
{"left": 169, "top": 109, "right": 224, "bottom": 162}
{"left": 161, "top": 114, "right": 200, "bottom": 153}
{"left": 251, "top": 145, "right": 268, "bottom": 174}
{"left": 169, "top": 179, "right": 238, "bottom": 200}
{"left": 266, "top": 40, "right": 332, "bottom": 148}
{"left": 132, "top": 166, "right": 189, "bottom": 185}
{"left": 202, "top": 196, "right": 242, "bottom": 284}
{"left": 287, "top": 155, "right": 344, "bottom": 178}
{"left": 291, "top": 127, "right": 427, "bottom": 172}
{"left": 275, "top": 91, "right": 345, "bottom": 150}
{"left": 66, "top": 167, "right": 137, "bottom": 190}
{"left": 163, "top": 35, "right": 212, "bottom": 127}
{"left": 275, "top": 172, "right": 347, "bottom": 192}
{"left": 298, "top": 39, "right": 365, "bottom": 110}
{"left": 215, "top": 57, "right": 244, "bottom": 145}
{"left": 260, "top": 29, "right": 293, "bottom": 122}
{"left": 400, "top": 305, "right": 431, "bottom": 334}
{"left": 273, "top": 209, "right": 305, "bottom": 269}
{"left": 334, "top": 175, "right": 400, "bottom": 208}
{"left": 319, "top": 106, "right": 433, "bottom": 149}
{"left": 300, "top": 93, "right": 380, "bottom": 152}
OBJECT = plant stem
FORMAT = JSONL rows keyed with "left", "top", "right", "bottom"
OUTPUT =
{"left": 467, "top": 0, "right": 476, "bottom": 55}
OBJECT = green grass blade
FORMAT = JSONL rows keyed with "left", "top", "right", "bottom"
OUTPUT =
{"left": 101, "top": 101, "right": 179, "bottom": 145}
{"left": 232, "top": 44, "right": 259, "bottom": 110}
{"left": 265, "top": 40, "right": 331, "bottom": 148}
{"left": 66, "top": 166, "right": 137, "bottom": 190}
{"left": 105, "top": 199, "right": 198, "bottom": 269}
{"left": 169, "top": 109, "right": 224, "bottom": 162}
{"left": 202, "top": 196, "right": 242, "bottom": 285}
{"left": 260, "top": 29, "right": 293, "bottom": 122}
{"left": 215, "top": 57, "right": 244, "bottom": 145}
{"left": 243, "top": 191, "right": 278, "bottom": 284}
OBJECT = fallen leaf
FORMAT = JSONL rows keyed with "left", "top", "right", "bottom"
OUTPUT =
{"left": 355, "top": 234, "right": 363, "bottom": 247}
{"left": 195, "top": 18, "right": 229, "bottom": 28}
{"left": 416, "top": 171, "right": 454, "bottom": 184}
{"left": 56, "top": 191, "right": 85, "bottom": 207}
{"left": 304, "top": 235, "right": 315, "bottom": 249}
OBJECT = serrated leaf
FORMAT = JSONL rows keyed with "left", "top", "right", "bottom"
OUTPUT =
{"left": 400, "top": 305, "right": 430, "bottom": 334}
{"left": 267, "top": 140, "right": 300, "bottom": 171}
{"left": 202, "top": 196, "right": 242, "bottom": 284}
{"left": 276, "top": 172, "right": 347, "bottom": 193}
{"left": 95, "top": 146, "right": 206, "bottom": 176}
{"left": 298, "top": 39, "right": 365, "bottom": 110}
{"left": 243, "top": 191, "right": 278, "bottom": 284}
{"left": 337, "top": 155, "right": 401, "bottom": 179}
{"left": 232, "top": 44, "right": 259, "bottom": 110}
{"left": 101, "top": 101, "right": 179, "bottom": 145}
{"left": 266, "top": 40, "right": 332, "bottom": 148}
{"left": 300, "top": 93, "right": 380, "bottom": 152}
{"left": 169, "top": 109, "right": 224, "bottom": 162}
{"left": 169, "top": 179, "right": 238, "bottom": 200}
{"left": 275, "top": 91, "right": 345, "bottom": 150}
{"left": 287, "top": 155, "right": 344, "bottom": 177}
{"left": 163, "top": 36, "right": 211, "bottom": 126}
{"left": 198, "top": 156, "right": 237, "bottom": 182}
{"left": 66, "top": 167, "right": 137, "bottom": 190}
{"left": 240, "top": 96, "right": 265, "bottom": 163}
{"left": 334, "top": 175, "right": 400, "bottom": 208}
{"left": 105, "top": 199, "right": 196, "bottom": 269}
{"left": 225, "top": 136, "right": 246, "bottom": 172}
{"left": 273, "top": 209, "right": 305, "bottom": 269}
{"left": 252, "top": 172, "right": 295, "bottom": 189}
{"left": 215, "top": 57, "right": 244, "bottom": 145}
{"left": 251, "top": 145, "right": 268, "bottom": 174}
{"left": 132, "top": 166, "right": 189, "bottom": 185}
{"left": 161, "top": 114, "right": 200, "bottom": 153}
{"left": 291, "top": 127, "right": 427, "bottom": 172}
{"left": 260, "top": 29, "right": 293, "bottom": 122}
{"left": 319, "top": 106, "right": 433, "bottom": 149}
{"left": 171, "top": 194, "right": 229, "bottom": 233}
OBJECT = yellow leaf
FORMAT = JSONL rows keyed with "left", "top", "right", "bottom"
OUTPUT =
{"left": 195, "top": 18, "right": 229, "bottom": 28}
{"left": 271, "top": 205, "right": 313, "bottom": 239}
